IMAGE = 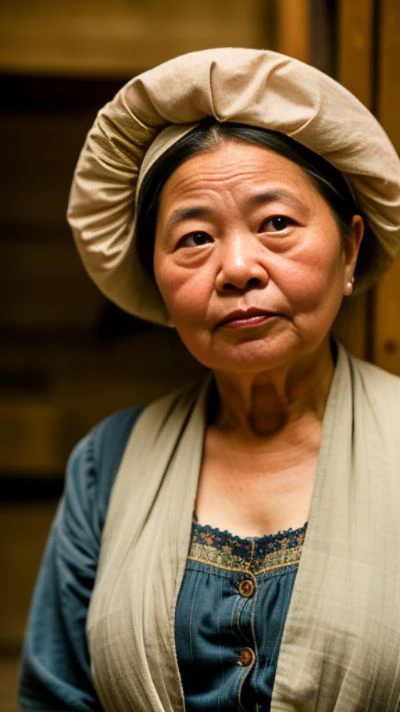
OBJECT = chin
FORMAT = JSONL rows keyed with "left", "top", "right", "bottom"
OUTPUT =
{"left": 188, "top": 340, "right": 305, "bottom": 375}
{"left": 188, "top": 325, "right": 334, "bottom": 375}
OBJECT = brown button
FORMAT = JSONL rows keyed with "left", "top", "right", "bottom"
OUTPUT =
{"left": 238, "top": 579, "right": 255, "bottom": 598}
{"left": 239, "top": 647, "right": 255, "bottom": 667}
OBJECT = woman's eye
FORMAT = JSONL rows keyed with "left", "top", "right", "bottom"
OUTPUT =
{"left": 178, "top": 231, "right": 213, "bottom": 248}
{"left": 261, "top": 215, "right": 294, "bottom": 232}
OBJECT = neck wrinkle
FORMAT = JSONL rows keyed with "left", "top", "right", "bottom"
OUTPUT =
{"left": 211, "top": 338, "right": 335, "bottom": 437}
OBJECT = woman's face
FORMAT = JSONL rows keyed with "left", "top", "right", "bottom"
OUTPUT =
{"left": 153, "top": 140, "right": 362, "bottom": 375}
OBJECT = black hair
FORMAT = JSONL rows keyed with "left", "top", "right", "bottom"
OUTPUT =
{"left": 136, "top": 119, "right": 367, "bottom": 282}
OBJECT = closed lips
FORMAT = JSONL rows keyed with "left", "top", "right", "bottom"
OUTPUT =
{"left": 216, "top": 309, "right": 282, "bottom": 327}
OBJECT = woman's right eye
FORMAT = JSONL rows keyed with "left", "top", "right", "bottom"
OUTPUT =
{"left": 177, "top": 231, "right": 213, "bottom": 248}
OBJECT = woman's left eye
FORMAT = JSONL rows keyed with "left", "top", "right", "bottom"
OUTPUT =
{"left": 260, "top": 215, "right": 294, "bottom": 232}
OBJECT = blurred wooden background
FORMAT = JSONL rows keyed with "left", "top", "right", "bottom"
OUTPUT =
{"left": 0, "top": 0, "right": 399, "bottom": 706}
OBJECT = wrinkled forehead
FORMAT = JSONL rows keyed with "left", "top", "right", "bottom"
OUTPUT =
{"left": 154, "top": 145, "right": 326, "bottom": 221}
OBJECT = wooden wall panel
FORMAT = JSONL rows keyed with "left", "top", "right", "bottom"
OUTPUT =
{"left": 337, "top": 0, "right": 374, "bottom": 106}
{"left": 0, "top": 0, "right": 265, "bottom": 77}
{"left": 275, "top": 0, "right": 311, "bottom": 63}
{"left": 373, "top": 0, "right": 400, "bottom": 375}
{"left": 0, "top": 113, "right": 93, "bottom": 226}
{"left": 2, "top": 233, "right": 103, "bottom": 330}
{"left": 374, "top": 263, "right": 400, "bottom": 374}
{"left": 377, "top": 0, "right": 400, "bottom": 152}
{"left": 0, "top": 657, "right": 20, "bottom": 708}
{"left": 333, "top": 0, "right": 376, "bottom": 359}
{"left": 332, "top": 295, "right": 369, "bottom": 359}
{"left": 0, "top": 503, "right": 57, "bottom": 649}
{"left": 0, "top": 400, "right": 61, "bottom": 474}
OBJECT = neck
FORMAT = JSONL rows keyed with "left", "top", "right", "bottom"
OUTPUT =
{"left": 211, "top": 338, "right": 335, "bottom": 437}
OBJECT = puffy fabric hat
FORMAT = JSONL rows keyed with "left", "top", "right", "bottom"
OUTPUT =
{"left": 67, "top": 47, "right": 400, "bottom": 326}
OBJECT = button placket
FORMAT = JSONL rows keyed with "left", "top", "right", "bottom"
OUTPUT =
{"left": 238, "top": 578, "right": 255, "bottom": 598}
{"left": 233, "top": 574, "right": 257, "bottom": 644}
{"left": 239, "top": 646, "right": 255, "bottom": 667}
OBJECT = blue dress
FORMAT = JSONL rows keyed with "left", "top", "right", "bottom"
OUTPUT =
{"left": 18, "top": 408, "right": 305, "bottom": 711}
{"left": 177, "top": 519, "right": 305, "bottom": 711}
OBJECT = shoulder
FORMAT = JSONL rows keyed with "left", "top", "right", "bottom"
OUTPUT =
{"left": 346, "top": 352, "right": 400, "bottom": 428}
{"left": 65, "top": 405, "right": 145, "bottom": 537}
{"left": 66, "top": 379, "right": 208, "bottom": 531}
{"left": 85, "top": 405, "right": 144, "bottom": 474}
{"left": 348, "top": 353, "right": 400, "bottom": 396}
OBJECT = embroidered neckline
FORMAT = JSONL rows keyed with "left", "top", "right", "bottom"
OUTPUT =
{"left": 188, "top": 519, "right": 307, "bottom": 575}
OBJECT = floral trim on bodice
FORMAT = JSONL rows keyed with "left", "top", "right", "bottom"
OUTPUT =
{"left": 188, "top": 519, "right": 307, "bottom": 575}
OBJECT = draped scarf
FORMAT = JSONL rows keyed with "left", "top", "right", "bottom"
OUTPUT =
{"left": 87, "top": 346, "right": 400, "bottom": 711}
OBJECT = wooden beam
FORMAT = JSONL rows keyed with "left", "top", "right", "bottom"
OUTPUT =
{"left": 333, "top": 0, "right": 375, "bottom": 359}
{"left": 376, "top": 0, "right": 400, "bottom": 152}
{"left": 337, "top": 0, "right": 374, "bottom": 106}
{"left": 373, "top": 0, "right": 400, "bottom": 375}
{"left": 275, "top": 0, "right": 311, "bottom": 62}
{"left": 0, "top": 0, "right": 263, "bottom": 76}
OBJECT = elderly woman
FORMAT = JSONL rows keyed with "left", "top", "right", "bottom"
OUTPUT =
{"left": 19, "top": 49, "right": 400, "bottom": 711}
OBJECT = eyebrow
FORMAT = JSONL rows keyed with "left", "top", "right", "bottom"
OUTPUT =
{"left": 247, "top": 189, "right": 306, "bottom": 211}
{"left": 164, "top": 206, "right": 214, "bottom": 233}
{"left": 164, "top": 189, "right": 306, "bottom": 232}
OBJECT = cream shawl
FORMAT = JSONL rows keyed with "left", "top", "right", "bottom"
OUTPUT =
{"left": 87, "top": 346, "right": 400, "bottom": 711}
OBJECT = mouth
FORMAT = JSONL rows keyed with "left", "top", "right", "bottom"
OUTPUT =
{"left": 216, "top": 308, "right": 283, "bottom": 329}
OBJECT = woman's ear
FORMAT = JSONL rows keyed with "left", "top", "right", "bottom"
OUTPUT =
{"left": 343, "top": 214, "right": 364, "bottom": 294}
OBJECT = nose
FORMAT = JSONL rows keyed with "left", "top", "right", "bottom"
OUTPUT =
{"left": 215, "top": 233, "right": 269, "bottom": 293}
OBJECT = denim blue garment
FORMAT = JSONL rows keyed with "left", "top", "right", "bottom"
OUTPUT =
{"left": 176, "top": 521, "right": 304, "bottom": 712}
{"left": 18, "top": 407, "right": 143, "bottom": 711}
{"left": 19, "top": 404, "right": 303, "bottom": 711}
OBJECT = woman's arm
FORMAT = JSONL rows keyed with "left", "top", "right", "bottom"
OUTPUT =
{"left": 18, "top": 407, "right": 143, "bottom": 711}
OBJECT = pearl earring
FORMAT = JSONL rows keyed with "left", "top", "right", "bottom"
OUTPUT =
{"left": 344, "top": 276, "right": 354, "bottom": 296}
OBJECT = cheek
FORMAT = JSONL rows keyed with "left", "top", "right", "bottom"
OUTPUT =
{"left": 284, "top": 239, "right": 346, "bottom": 313}
{"left": 155, "top": 264, "right": 212, "bottom": 328}
{"left": 157, "top": 270, "right": 215, "bottom": 364}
